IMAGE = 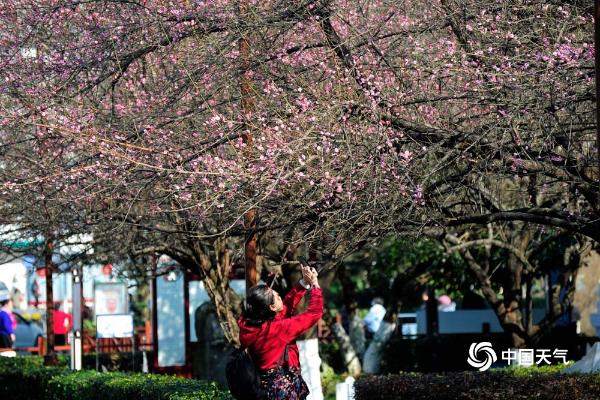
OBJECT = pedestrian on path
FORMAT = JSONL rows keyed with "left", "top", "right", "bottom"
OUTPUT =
{"left": 0, "top": 292, "right": 15, "bottom": 349}
{"left": 53, "top": 302, "right": 72, "bottom": 346}
{"left": 363, "top": 297, "right": 386, "bottom": 338}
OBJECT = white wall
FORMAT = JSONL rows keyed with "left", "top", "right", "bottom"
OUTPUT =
{"left": 0, "top": 259, "right": 28, "bottom": 310}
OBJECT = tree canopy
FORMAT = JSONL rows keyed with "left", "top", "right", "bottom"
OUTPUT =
{"left": 0, "top": 0, "right": 597, "bottom": 347}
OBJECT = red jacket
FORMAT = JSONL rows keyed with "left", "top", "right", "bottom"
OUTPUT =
{"left": 53, "top": 310, "right": 72, "bottom": 335}
{"left": 238, "top": 283, "right": 323, "bottom": 371}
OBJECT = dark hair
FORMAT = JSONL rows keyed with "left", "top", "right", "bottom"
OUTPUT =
{"left": 243, "top": 284, "right": 276, "bottom": 326}
{"left": 372, "top": 297, "right": 384, "bottom": 306}
{"left": 0, "top": 300, "right": 9, "bottom": 307}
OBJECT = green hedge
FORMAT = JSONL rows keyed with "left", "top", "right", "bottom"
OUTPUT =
{"left": 0, "top": 357, "right": 232, "bottom": 400}
{"left": 355, "top": 368, "right": 600, "bottom": 400}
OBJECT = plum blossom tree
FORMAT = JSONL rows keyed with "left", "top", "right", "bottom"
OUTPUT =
{"left": 0, "top": 0, "right": 597, "bottom": 345}
{"left": 440, "top": 223, "right": 592, "bottom": 348}
{"left": 0, "top": 105, "right": 96, "bottom": 364}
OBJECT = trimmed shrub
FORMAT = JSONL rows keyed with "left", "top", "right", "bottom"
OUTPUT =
{"left": 0, "top": 357, "right": 231, "bottom": 400}
{"left": 355, "top": 370, "right": 600, "bottom": 400}
{"left": 0, "top": 356, "right": 69, "bottom": 400}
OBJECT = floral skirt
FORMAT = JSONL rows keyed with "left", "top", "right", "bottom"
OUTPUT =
{"left": 260, "top": 367, "right": 309, "bottom": 400}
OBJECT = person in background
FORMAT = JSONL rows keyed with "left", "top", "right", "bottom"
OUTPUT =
{"left": 0, "top": 292, "right": 15, "bottom": 349}
{"left": 82, "top": 306, "right": 96, "bottom": 337}
{"left": 10, "top": 288, "right": 24, "bottom": 311}
{"left": 53, "top": 302, "right": 72, "bottom": 345}
{"left": 9, "top": 304, "right": 16, "bottom": 332}
{"left": 363, "top": 297, "right": 386, "bottom": 338}
{"left": 438, "top": 294, "right": 456, "bottom": 312}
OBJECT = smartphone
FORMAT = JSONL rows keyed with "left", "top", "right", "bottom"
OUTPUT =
{"left": 298, "top": 256, "right": 325, "bottom": 273}
{"left": 298, "top": 256, "right": 310, "bottom": 268}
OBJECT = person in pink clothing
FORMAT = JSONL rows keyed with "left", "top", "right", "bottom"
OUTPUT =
{"left": 238, "top": 264, "right": 323, "bottom": 400}
{"left": 438, "top": 294, "right": 456, "bottom": 312}
{"left": 10, "top": 308, "right": 16, "bottom": 330}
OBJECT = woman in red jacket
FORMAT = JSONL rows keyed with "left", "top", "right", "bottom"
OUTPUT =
{"left": 238, "top": 265, "right": 323, "bottom": 400}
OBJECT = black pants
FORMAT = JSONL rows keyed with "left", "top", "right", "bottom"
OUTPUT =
{"left": 0, "top": 333, "right": 13, "bottom": 349}
{"left": 55, "top": 334, "right": 66, "bottom": 346}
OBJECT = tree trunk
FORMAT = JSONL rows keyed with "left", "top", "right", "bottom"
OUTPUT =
{"left": 460, "top": 247, "right": 528, "bottom": 347}
{"left": 503, "top": 251, "right": 527, "bottom": 348}
{"left": 194, "top": 239, "right": 242, "bottom": 345}
{"left": 337, "top": 264, "right": 357, "bottom": 311}
{"left": 168, "top": 238, "right": 243, "bottom": 346}
{"left": 503, "top": 307, "right": 527, "bottom": 348}
{"left": 335, "top": 263, "right": 366, "bottom": 356}
{"left": 330, "top": 315, "right": 361, "bottom": 377}
{"left": 362, "top": 320, "right": 396, "bottom": 373}
{"left": 239, "top": 0, "right": 258, "bottom": 295}
{"left": 43, "top": 236, "right": 58, "bottom": 366}
{"left": 348, "top": 313, "right": 366, "bottom": 358}
{"left": 201, "top": 276, "right": 241, "bottom": 345}
{"left": 525, "top": 276, "right": 533, "bottom": 337}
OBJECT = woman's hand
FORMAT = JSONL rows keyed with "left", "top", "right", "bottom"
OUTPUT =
{"left": 301, "top": 265, "right": 311, "bottom": 285}
{"left": 303, "top": 266, "right": 319, "bottom": 289}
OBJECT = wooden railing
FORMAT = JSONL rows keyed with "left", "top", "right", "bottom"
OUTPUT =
{"left": 10, "top": 322, "right": 153, "bottom": 356}
{"left": 12, "top": 336, "right": 88, "bottom": 355}
{"left": 0, "top": 348, "right": 16, "bottom": 356}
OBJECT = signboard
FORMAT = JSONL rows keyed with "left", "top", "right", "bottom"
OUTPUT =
{"left": 156, "top": 260, "right": 185, "bottom": 367}
{"left": 26, "top": 261, "right": 108, "bottom": 308}
{"left": 94, "top": 282, "right": 128, "bottom": 315}
{"left": 96, "top": 314, "right": 134, "bottom": 338}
